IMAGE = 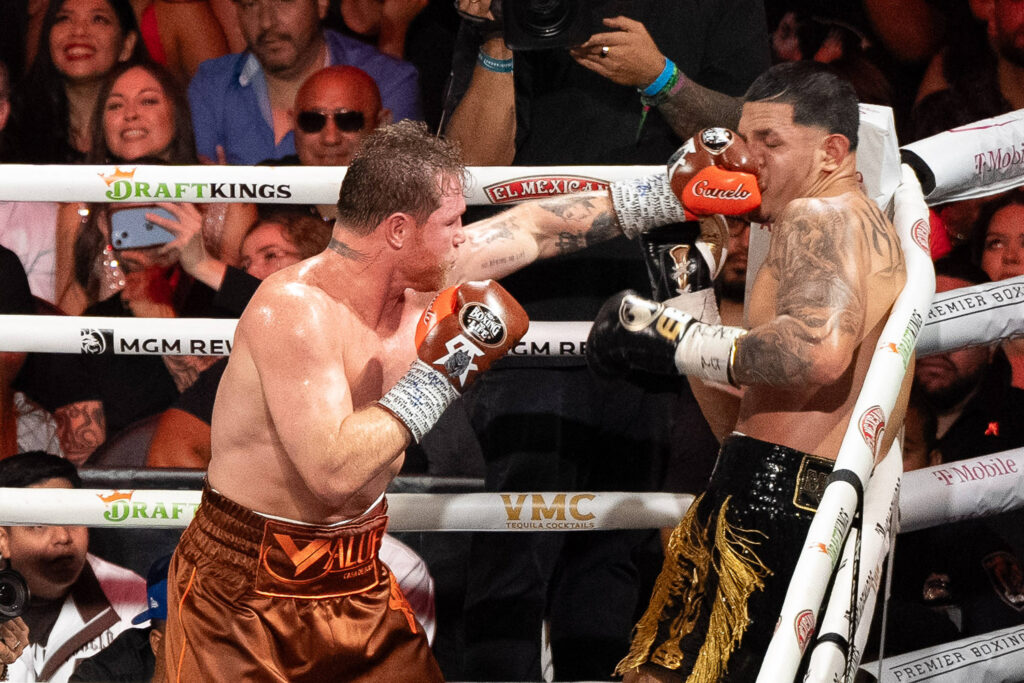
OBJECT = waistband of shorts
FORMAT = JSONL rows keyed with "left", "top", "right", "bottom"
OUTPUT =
{"left": 186, "top": 484, "right": 389, "bottom": 597}
{"left": 713, "top": 433, "right": 833, "bottom": 513}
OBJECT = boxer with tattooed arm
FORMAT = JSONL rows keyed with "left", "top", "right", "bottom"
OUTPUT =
{"left": 589, "top": 62, "right": 913, "bottom": 682}
{"left": 162, "top": 119, "right": 756, "bottom": 682}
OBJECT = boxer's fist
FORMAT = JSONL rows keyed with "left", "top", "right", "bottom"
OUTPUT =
{"left": 587, "top": 290, "right": 745, "bottom": 385}
{"left": 587, "top": 290, "right": 689, "bottom": 378}
{"left": 668, "top": 128, "right": 761, "bottom": 220}
{"left": 415, "top": 280, "right": 529, "bottom": 391}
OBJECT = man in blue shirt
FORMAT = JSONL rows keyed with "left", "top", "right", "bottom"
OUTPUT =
{"left": 188, "top": 0, "right": 421, "bottom": 165}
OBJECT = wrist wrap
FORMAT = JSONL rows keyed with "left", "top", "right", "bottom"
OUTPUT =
{"left": 378, "top": 360, "right": 460, "bottom": 443}
{"left": 610, "top": 173, "right": 689, "bottom": 239}
{"left": 674, "top": 323, "right": 746, "bottom": 386}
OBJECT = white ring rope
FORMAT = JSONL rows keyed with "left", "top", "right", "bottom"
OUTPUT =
{"left": 0, "top": 164, "right": 654, "bottom": 206}
{"left": 1, "top": 288, "right": 1020, "bottom": 358}
{"left": 3, "top": 447, "right": 1023, "bottom": 531}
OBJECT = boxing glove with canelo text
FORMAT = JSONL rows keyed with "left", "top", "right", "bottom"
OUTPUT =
{"left": 379, "top": 280, "right": 529, "bottom": 442}
{"left": 611, "top": 127, "right": 761, "bottom": 238}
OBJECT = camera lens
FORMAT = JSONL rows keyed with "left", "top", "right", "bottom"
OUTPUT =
{"left": 0, "top": 568, "right": 29, "bottom": 622}
{"left": 521, "top": 0, "right": 575, "bottom": 37}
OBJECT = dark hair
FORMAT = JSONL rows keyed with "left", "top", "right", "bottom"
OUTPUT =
{"left": 246, "top": 211, "right": 332, "bottom": 260}
{"left": 970, "top": 190, "right": 1024, "bottom": 268}
{"left": 934, "top": 246, "right": 991, "bottom": 285}
{"left": 87, "top": 61, "right": 197, "bottom": 165}
{"left": 1, "top": 0, "right": 146, "bottom": 163}
{"left": 744, "top": 61, "right": 860, "bottom": 150}
{"left": 0, "top": 451, "right": 82, "bottom": 489}
{"left": 336, "top": 121, "right": 465, "bottom": 235}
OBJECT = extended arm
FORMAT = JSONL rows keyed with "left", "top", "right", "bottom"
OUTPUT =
{"left": 732, "top": 199, "right": 868, "bottom": 388}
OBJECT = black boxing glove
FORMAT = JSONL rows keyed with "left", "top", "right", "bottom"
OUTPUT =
{"left": 586, "top": 290, "right": 745, "bottom": 385}
{"left": 379, "top": 280, "right": 529, "bottom": 442}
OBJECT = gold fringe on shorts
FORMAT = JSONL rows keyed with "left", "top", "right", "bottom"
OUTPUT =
{"left": 614, "top": 495, "right": 768, "bottom": 683}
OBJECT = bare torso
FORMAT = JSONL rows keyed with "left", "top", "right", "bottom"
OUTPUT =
{"left": 734, "top": 190, "right": 910, "bottom": 460}
{"left": 207, "top": 257, "right": 433, "bottom": 523}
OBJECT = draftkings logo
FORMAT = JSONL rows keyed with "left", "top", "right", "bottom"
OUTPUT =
{"left": 97, "top": 167, "right": 292, "bottom": 201}
{"left": 483, "top": 175, "right": 609, "bottom": 204}
{"left": 97, "top": 490, "right": 198, "bottom": 523}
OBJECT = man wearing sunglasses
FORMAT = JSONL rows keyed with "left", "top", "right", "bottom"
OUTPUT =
{"left": 188, "top": 0, "right": 419, "bottom": 166}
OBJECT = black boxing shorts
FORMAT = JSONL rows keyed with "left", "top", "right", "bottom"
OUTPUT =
{"left": 164, "top": 485, "right": 443, "bottom": 683}
{"left": 616, "top": 434, "right": 831, "bottom": 683}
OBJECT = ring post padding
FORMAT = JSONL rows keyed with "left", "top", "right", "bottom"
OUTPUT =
{"left": 755, "top": 165, "right": 936, "bottom": 682}
{"left": 805, "top": 439, "right": 902, "bottom": 682}
{"left": 0, "top": 489, "right": 694, "bottom": 532}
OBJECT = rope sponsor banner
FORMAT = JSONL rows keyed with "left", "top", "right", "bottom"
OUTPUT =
{"left": 0, "top": 316, "right": 593, "bottom": 358}
{"left": 900, "top": 109, "right": 1024, "bottom": 205}
{"left": 0, "top": 164, "right": 656, "bottom": 206}
{"left": 917, "top": 275, "right": 1024, "bottom": 357}
{"left": 900, "top": 448, "right": 1024, "bottom": 533}
{"left": 0, "top": 489, "right": 694, "bottom": 532}
{"left": 860, "top": 623, "right": 1024, "bottom": 682}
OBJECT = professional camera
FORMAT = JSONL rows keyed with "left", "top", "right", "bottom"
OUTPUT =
{"left": 463, "top": 0, "right": 624, "bottom": 51}
{"left": 0, "top": 568, "right": 29, "bottom": 622}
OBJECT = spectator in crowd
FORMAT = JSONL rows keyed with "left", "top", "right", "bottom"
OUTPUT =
{"left": 3, "top": 0, "right": 147, "bottom": 164}
{"left": 125, "top": 0, "right": 228, "bottom": 84}
{"left": 0, "top": 451, "right": 147, "bottom": 682}
{"left": 914, "top": 252, "right": 1024, "bottom": 462}
{"left": 59, "top": 60, "right": 254, "bottom": 315}
{"left": 973, "top": 189, "right": 1024, "bottom": 389}
{"left": 69, "top": 554, "right": 170, "bottom": 682}
{"left": 445, "top": 1, "right": 769, "bottom": 679}
{"left": 0, "top": 58, "right": 61, "bottom": 304}
{"left": 267, "top": 65, "right": 390, "bottom": 222}
{"left": 325, "top": 0, "right": 457, "bottom": 130}
{"left": 0, "top": 246, "right": 64, "bottom": 460}
{"left": 187, "top": 0, "right": 420, "bottom": 165}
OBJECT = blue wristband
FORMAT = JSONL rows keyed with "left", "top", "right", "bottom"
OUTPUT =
{"left": 478, "top": 50, "right": 513, "bottom": 73}
{"left": 642, "top": 58, "right": 675, "bottom": 96}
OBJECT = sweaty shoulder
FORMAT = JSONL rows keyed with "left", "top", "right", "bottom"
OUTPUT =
{"left": 238, "top": 272, "right": 337, "bottom": 340}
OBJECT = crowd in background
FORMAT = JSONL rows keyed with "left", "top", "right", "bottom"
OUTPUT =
{"left": 2, "top": 0, "right": 1024, "bottom": 680}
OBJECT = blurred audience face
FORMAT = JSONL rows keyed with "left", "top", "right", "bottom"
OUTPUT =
{"left": 102, "top": 66, "right": 175, "bottom": 161}
{"left": 49, "top": 0, "right": 137, "bottom": 84}
{"left": 0, "top": 477, "right": 88, "bottom": 600}
{"left": 0, "top": 61, "right": 9, "bottom": 131}
{"left": 991, "top": 0, "right": 1024, "bottom": 67}
{"left": 293, "top": 66, "right": 387, "bottom": 167}
{"left": 720, "top": 218, "right": 750, "bottom": 302}
{"left": 914, "top": 275, "right": 995, "bottom": 411}
{"left": 240, "top": 222, "right": 304, "bottom": 279}
{"left": 235, "top": 0, "right": 326, "bottom": 77}
{"left": 980, "top": 202, "right": 1024, "bottom": 281}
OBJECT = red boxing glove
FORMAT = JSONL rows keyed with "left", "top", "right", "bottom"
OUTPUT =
{"left": 415, "top": 280, "right": 529, "bottom": 390}
{"left": 668, "top": 128, "right": 761, "bottom": 220}
{"left": 380, "top": 280, "right": 529, "bottom": 442}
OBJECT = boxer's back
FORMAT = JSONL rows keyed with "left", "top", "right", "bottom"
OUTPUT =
{"left": 736, "top": 191, "right": 909, "bottom": 460}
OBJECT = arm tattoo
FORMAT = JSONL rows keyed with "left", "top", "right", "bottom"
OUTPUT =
{"left": 163, "top": 355, "right": 218, "bottom": 393}
{"left": 659, "top": 79, "right": 742, "bottom": 140}
{"left": 734, "top": 202, "right": 866, "bottom": 387}
{"left": 329, "top": 237, "right": 370, "bottom": 262}
{"left": 54, "top": 400, "right": 106, "bottom": 464}
{"left": 536, "top": 194, "right": 621, "bottom": 250}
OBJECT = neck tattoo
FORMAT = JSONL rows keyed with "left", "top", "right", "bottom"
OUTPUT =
{"left": 328, "top": 237, "right": 369, "bottom": 262}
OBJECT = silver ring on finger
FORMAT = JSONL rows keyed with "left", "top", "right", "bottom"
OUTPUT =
{"left": 600, "top": 45, "right": 610, "bottom": 58}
